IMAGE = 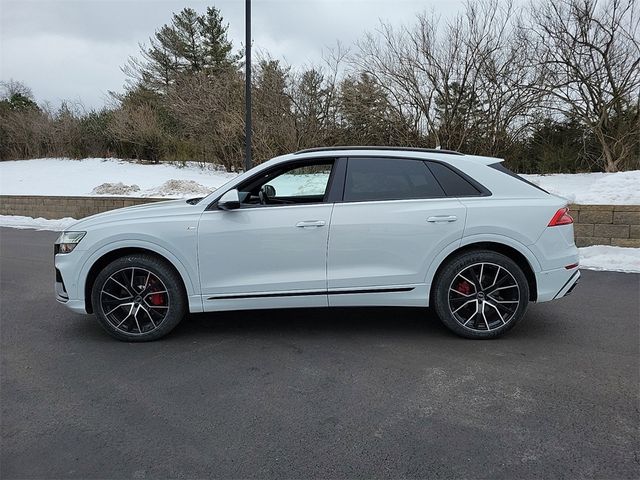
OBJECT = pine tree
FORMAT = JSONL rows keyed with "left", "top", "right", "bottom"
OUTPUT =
{"left": 0, "top": 80, "right": 39, "bottom": 111}
{"left": 199, "top": 7, "right": 234, "bottom": 73}
{"left": 338, "top": 73, "right": 406, "bottom": 145}
{"left": 292, "top": 69, "right": 329, "bottom": 146}
{"left": 124, "top": 6, "right": 236, "bottom": 92}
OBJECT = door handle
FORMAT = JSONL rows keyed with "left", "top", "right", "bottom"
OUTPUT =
{"left": 296, "top": 220, "right": 326, "bottom": 228}
{"left": 427, "top": 215, "right": 458, "bottom": 223}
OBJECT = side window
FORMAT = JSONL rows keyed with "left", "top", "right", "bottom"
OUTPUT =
{"left": 344, "top": 157, "right": 445, "bottom": 202}
{"left": 268, "top": 164, "right": 332, "bottom": 198}
{"left": 425, "top": 161, "right": 482, "bottom": 197}
{"left": 238, "top": 161, "right": 334, "bottom": 206}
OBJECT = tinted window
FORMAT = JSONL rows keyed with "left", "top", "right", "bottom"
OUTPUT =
{"left": 344, "top": 157, "right": 445, "bottom": 202}
{"left": 426, "top": 161, "right": 482, "bottom": 196}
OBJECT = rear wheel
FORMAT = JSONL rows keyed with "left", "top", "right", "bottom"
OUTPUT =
{"left": 91, "top": 254, "right": 186, "bottom": 341}
{"left": 432, "top": 250, "right": 529, "bottom": 339}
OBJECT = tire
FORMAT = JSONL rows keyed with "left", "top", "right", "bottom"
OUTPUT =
{"left": 91, "top": 254, "right": 187, "bottom": 341}
{"left": 432, "top": 250, "right": 529, "bottom": 339}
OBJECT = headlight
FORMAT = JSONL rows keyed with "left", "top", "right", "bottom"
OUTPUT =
{"left": 55, "top": 231, "right": 86, "bottom": 254}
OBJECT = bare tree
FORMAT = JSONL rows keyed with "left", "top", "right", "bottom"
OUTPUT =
{"left": 350, "top": 20, "right": 430, "bottom": 142}
{"left": 166, "top": 70, "right": 245, "bottom": 170}
{"left": 0, "top": 79, "right": 34, "bottom": 100}
{"left": 108, "top": 103, "right": 169, "bottom": 163}
{"left": 529, "top": 0, "right": 640, "bottom": 171}
{"left": 466, "top": 1, "right": 548, "bottom": 154}
{"left": 287, "top": 44, "right": 347, "bottom": 148}
{"left": 350, "top": 0, "right": 546, "bottom": 154}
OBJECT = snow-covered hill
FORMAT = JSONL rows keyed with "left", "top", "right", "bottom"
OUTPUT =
{"left": 522, "top": 171, "right": 640, "bottom": 205}
{"left": 0, "top": 158, "right": 236, "bottom": 198}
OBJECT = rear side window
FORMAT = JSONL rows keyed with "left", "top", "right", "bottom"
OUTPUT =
{"left": 489, "top": 162, "right": 549, "bottom": 193}
{"left": 344, "top": 157, "right": 445, "bottom": 202}
{"left": 426, "top": 161, "right": 482, "bottom": 196}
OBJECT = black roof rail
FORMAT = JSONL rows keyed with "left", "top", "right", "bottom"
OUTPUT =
{"left": 293, "top": 146, "right": 464, "bottom": 156}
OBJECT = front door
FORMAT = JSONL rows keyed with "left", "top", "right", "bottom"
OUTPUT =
{"left": 197, "top": 160, "right": 336, "bottom": 310}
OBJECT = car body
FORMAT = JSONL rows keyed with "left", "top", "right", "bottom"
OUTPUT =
{"left": 55, "top": 147, "right": 580, "bottom": 340}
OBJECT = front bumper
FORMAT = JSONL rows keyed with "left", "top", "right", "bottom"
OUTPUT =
{"left": 55, "top": 267, "right": 68, "bottom": 301}
{"left": 55, "top": 251, "right": 89, "bottom": 314}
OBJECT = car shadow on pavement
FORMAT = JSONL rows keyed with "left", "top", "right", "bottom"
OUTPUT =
{"left": 175, "top": 306, "right": 452, "bottom": 340}
{"left": 171, "top": 304, "right": 565, "bottom": 341}
{"left": 63, "top": 304, "right": 564, "bottom": 343}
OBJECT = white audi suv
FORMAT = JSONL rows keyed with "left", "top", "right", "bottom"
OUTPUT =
{"left": 55, "top": 147, "right": 580, "bottom": 341}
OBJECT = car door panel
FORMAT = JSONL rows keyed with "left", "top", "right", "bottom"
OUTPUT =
{"left": 197, "top": 204, "right": 333, "bottom": 310}
{"left": 327, "top": 198, "right": 466, "bottom": 290}
{"left": 326, "top": 156, "right": 467, "bottom": 307}
{"left": 197, "top": 159, "right": 340, "bottom": 311}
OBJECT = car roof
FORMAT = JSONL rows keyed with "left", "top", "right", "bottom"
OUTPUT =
{"left": 294, "top": 146, "right": 464, "bottom": 156}
{"left": 272, "top": 146, "right": 503, "bottom": 166}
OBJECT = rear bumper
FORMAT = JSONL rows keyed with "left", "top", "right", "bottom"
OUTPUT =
{"left": 553, "top": 270, "right": 580, "bottom": 299}
{"left": 55, "top": 297, "right": 88, "bottom": 313}
{"left": 536, "top": 267, "right": 580, "bottom": 302}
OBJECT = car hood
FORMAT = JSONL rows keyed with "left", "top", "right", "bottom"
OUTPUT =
{"left": 68, "top": 198, "right": 202, "bottom": 230}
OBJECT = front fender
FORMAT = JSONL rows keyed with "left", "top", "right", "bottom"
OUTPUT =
{"left": 74, "top": 238, "right": 202, "bottom": 313}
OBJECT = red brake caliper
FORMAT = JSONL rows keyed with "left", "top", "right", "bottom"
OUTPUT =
{"left": 148, "top": 278, "right": 165, "bottom": 305}
{"left": 149, "top": 293, "right": 164, "bottom": 306}
{"left": 457, "top": 280, "right": 471, "bottom": 295}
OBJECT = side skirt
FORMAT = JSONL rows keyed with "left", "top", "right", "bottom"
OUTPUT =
{"left": 202, "top": 285, "right": 426, "bottom": 312}
{"left": 207, "top": 286, "right": 414, "bottom": 301}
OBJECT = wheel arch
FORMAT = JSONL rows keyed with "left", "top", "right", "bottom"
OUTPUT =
{"left": 83, "top": 247, "right": 190, "bottom": 314}
{"left": 428, "top": 240, "right": 538, "bottom": 302}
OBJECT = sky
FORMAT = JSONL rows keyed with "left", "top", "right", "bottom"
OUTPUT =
{"left": 0, "top": 0, "right": 466, "bottom": 109}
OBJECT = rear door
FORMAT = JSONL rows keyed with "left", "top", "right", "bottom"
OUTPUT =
{"left": 327, "top": 157, "right": 467, "bottom": 305}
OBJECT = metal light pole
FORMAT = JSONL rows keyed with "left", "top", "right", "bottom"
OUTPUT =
{"left": 244, "top": 0, "right": 252, "bottom": 171}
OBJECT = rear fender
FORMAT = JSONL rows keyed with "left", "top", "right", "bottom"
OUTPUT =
{"left": 424, "top": 234, "right": 541, "bottom": 301}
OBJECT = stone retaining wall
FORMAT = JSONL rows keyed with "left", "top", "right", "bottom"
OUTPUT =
{"left": 0, "top": 195, "right": 164, "bottom": 220}
{"left": 570, "top": 204, "right": 640, "bottom": 247}
{"left": 1, "top": 195, "right": 639, "bottom": 247}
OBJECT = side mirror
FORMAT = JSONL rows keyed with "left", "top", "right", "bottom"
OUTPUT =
{"left": 259, "top": 184, "right": 276, "bottom": 204}
{"left": 217, "top": 189, "right": 241, "bottom": 210}
{"left": 262, "top": 184, "right": 276, "bottom": 198}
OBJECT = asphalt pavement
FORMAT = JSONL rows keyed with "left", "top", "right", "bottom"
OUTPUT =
{"left": 1, "top": 227, "right": 638, "bottom": 479}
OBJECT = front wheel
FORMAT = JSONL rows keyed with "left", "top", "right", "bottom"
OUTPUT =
{"left": 432, "top": 250, "right": 529, "bottom": 339}
{"left": 91, "top": 254, "right": 187, "bottom": 341}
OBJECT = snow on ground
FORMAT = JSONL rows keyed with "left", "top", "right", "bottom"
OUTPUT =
{"left": 91, "top": 182, "right": 142, "bottom": 195}
{"left": 578, "top": 245, "right": 640, "bottom": 274}
{"left": 522, "top": 170, "right": 640, "bottom": 205}
{"left": 0, "top": 158, "right": 237, "bottom": 198}
{"left": 1, "top": 214, "right": 638, "bottom": 274}
{"left": 1, "top": 157, "right": 639, "bottom": 204}
{"left": 0, "top": 215, "right": 77, "bottom": 231}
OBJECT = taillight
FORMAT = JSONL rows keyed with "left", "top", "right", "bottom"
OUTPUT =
{"left": 548, "top": 207, "right": 573, "bottom": 226}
